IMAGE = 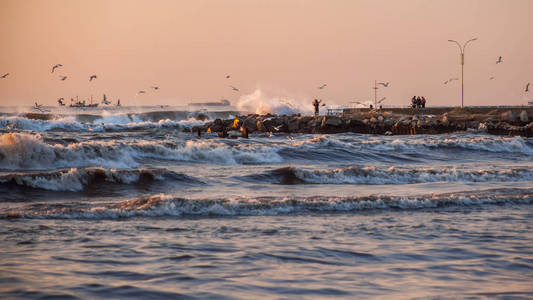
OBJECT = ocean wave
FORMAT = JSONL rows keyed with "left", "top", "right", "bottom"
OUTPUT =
{"left": 352, "top": 135, "right": 533, "bottom": 154}
{"left": 281, "top": 165, "right": 533, "bottom": 184}
{"left": 0, "top": 115, "right": 207, "bottom": 132}
{"left": 3, "top": 189, "right": 531, "bottom": 219}
{"left": 0, "top": 167, "right": 198, "bottom": 192}
{"left": 0, "top": 133, "right": 282, "bottom": 169}
{"left": 238, "top": 166, "right": 533, "bottom": 185}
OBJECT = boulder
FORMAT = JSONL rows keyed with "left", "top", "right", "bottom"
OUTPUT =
{"left": 243, "top": 117, "right": 258, "bottom": 132}
{"left": 441, "top": 115, "right": 449, "bottom": 125}
{"left": 323, "top": 116, "right": 343, "bottom": 127}
{"left": 500, "top": 110, "right": 518, "bottom": 122}
{"left": 520, "top": 110, "right": 529, "bottom": 123}
{"left": 288, "top": 117, "right": 300, "bottom": 132}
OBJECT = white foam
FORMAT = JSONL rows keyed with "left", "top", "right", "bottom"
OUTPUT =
{"left": 290, "top": 165, "right": 533, "bottom": 184}
{"left": 4, "top": 191, "right": 532, "bottom": 219}
{"left": 0, "top": 133, "right": 283, "bottom": 170}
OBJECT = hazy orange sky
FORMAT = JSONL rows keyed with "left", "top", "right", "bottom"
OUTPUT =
{"left": 0, "top": 0, "right": 532, "bottom": 107}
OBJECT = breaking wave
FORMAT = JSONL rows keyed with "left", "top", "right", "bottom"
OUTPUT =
{"left": 0, "top": 115, "right": 209, "bottom": 132}
{"left": 0, "top": 133, "right": 282, "bottom": 169}
{"left": 0, "top": 167, "right": 200, "bottom": 192}
{"left": 250, "top": 166, "right": 533, "bottom": 185}
{"left": 3, "top": 189, "right": 532, "bottom": 219}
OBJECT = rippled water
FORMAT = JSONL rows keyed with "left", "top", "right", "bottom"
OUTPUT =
{"left": 1, "top": 107, "right": 533, "bottom": 299}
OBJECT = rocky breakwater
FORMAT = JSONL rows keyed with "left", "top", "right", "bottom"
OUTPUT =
{"left": 190, "top": 109, "right": 533, "bottom": 137}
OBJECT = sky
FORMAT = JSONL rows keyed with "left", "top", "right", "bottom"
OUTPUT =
{"left": 0, "top": 0, "right": 532, "bottom": 107}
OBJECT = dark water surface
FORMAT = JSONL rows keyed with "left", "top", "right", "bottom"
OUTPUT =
{"left": 1, "top": 107, "right": 532, "bottom": 299}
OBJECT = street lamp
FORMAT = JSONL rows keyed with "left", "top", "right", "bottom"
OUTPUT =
{"left": 448, "top": 38, "right": 477, "bottom": 108}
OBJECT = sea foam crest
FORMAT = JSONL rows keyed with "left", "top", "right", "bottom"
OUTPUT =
{"left": 289, "top": 165, "right": 533, "bottom": 184}
{"left": 3, "top": 190, "right": 532, "bottom": 219}
{"left": 0, "top": 133, "right": 282, "bottom": 169}
{"left": 0, "top": 167, "right": 171, "bottom": 192}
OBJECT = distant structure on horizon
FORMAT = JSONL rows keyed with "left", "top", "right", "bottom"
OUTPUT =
{"left": 188, "top": 99, "right": 232, "bottom": 110}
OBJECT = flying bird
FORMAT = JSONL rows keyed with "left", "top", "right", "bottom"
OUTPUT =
{"left": 230, "top": 86, "right": 239, "bottom": 91}
{"left": 137, "top": 90, "right": 146, "bottom": 94}
{"left": 1, "top": 73, "right": 8, "bottom": 79}
{"left": 280, "top": 100, "right": 293, "bottom": 107}
{"left": 59, "top": 75, "right": 67, "bottom": 81}
{"left": 444, "top": 80, "right": 449, "bottom": 84}
{"left": 378, "top": 82, "right": 390, "bottom": 87}
{"left": 57, "top": 98, "right": 65, "bottom": 106}
{"left": 89, "top": 75, "right": 97, "bottom": 81}
{"left": 51, "top": 64, "right": 63, "bottom": 73}
{"left": 318, "top": 84, "right": 327, "bottom": 89}
{"left": 377, "top": 97, "right": 387, "bottom": 104}
{"left": 225, "top": 75, "right": 231, "bottom": 79}
{"left": 489, "top": 76, "right": 495, "bottom": 80}
{"left": 496, "top": 56, "right": 503, "bottom": 64}
{"left": 151, "top": 86, "right": 159, "bottom": 90}
{"left": 526, "top": 83, "right": 530, "bottom": 92}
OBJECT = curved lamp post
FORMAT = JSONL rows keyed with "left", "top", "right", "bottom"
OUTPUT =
{"left": 448, "top": 38, "right": 477, "bottom": 108}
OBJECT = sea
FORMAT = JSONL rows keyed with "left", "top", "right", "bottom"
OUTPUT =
{"left": 1, "top": 106, "right": 532, "bottom": 299}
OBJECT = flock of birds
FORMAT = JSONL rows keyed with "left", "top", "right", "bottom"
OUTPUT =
{"left": 1, "top": 55, "right": 531, "bottom": 110}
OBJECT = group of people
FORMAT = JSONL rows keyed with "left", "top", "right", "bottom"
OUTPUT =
{"left": 411, "top": 96, "right": 427, "bottom": 108}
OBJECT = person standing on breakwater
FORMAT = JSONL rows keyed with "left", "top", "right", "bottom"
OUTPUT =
{"left": 411, "top": 96, "right": 417, "bottom": 108}
{"left": 421, "top": 96, "right": 426, "bottom": 108}
{"left": 313, "top": 99, "right": 322, "bottom": 116}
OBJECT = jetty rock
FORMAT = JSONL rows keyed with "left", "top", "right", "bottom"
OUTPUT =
{"left": 197, "top": 107, "right": 533, "bottom": 137}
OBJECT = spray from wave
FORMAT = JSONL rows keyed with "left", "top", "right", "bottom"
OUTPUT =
{"left": 235, "top": 89, "right": 313, "bottom": 115}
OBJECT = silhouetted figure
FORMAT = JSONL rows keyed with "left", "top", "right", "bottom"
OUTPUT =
{"left": 411, "top": 96, "right": 417, "bottom": 108}
{"left": 197, "top": 128, "right": 202, "bottom": 138}
{"left": 369, "top": 104, "right": 373, "bottom": 109}
{"left": 421, "top": 97, "right": 426, "bottom": 108}
{"left": 312, "top": 99, "right": 322, "bottom": 116}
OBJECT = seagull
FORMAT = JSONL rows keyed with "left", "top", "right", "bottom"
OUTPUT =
{"left": 377, "top": 97, "right": 386, "bottom": 104}
{"left": 151, "top": 86, "right": 159, "bottom": 90}
{"left": 59, "top": 75, "right": 67, "bottom": 81}
{"left": 273, "top": 125, "right": 283, "bottom": 132}
{"left": 230, "top": 86, "right": 239, "bottom": 91}
{"left": 444, "top": 80, "right": 449, "bottom": 84}
{"left": 225, "top": 75, "right": 231, "bottom": 79}
{"left": 489, "top": 76, "right": 495, "bottom": 80}
{"left": 137, "top": 90, "right": 146, "bottom": 94}
{"left": 51, "top": 64, "right": 63, "bottom": 73}
{"left": 378, "top": 82, "right": 390, "bottom": 87}
{"left": 280, "top": 100, "right": 293, "bottom": 107}
{"left": 89, "top": 75, "right": 97, "bottom": 81}
{"left": 57, "top": 98, "right": 65, "bottom": 106}
{"left": 526, "top": 83, "right": 530, "bottom": 92}
{"left": 1, "top": 73, "right": 8, "bottom": 79}
{"left": 33, "top": 102, "right": 50, "bottom": 113}
{"left": 318, "top": 84, "right": 327, "bottom": 89}
{"left": 496, "top": 56, "right": 503, "bottom": 64}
